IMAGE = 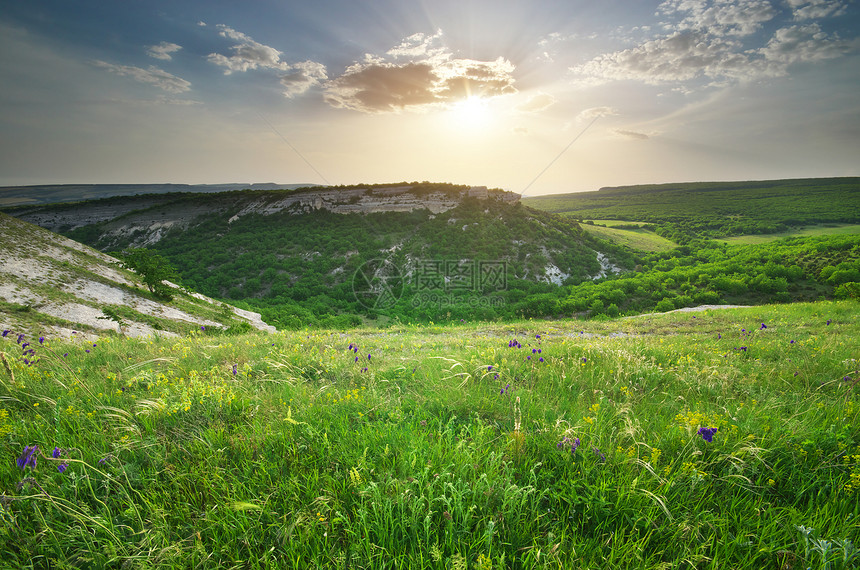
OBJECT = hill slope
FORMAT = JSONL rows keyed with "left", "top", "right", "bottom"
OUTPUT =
{"left": 0, "top": 212, "right": 274, "bottom": 338}
{"left": 524, "top": 177, "right": 860, "bottom": 243}
{"left": 5, "top": 183, "right": 629, "bottom": 327}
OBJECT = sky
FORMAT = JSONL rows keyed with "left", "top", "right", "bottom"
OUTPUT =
{"left": 1, "top": 0, "right": 858, "bottom": 195}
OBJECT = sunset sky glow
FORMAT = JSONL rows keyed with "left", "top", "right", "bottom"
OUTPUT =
{"left": 1, "top": 0, "right": 858, "bottom": 195}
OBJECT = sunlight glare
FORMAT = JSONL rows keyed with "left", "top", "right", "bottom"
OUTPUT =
{"left": 448, "top": 96, "right": 494, "bottom": 132}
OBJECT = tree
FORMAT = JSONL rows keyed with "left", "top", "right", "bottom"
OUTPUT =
{"left": 121, "top": 248, "right": 177, "bottom": 300}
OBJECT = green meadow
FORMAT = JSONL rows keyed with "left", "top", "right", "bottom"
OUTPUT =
{"left": 717, "top": 224, "right": 860, "bottom": 245}
{"left": 578, "top": 224, "right": 677, "bottom": 253}
{"left": 1, "top": 301, "right": 858, "bottom": 568}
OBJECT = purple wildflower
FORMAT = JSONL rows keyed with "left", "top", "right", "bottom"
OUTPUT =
{"left": 1, "top": 330, "right": 9, "bottom": 337}
{"left": 572, "top": 438, "right": 580, "bottom": 453}
{"left": 52, "top": 447, "right": 61, "bottom": 459}
{"left": 232, "top": 364, "right": 238, "bottom": 375}
{"left": 592, "top": 447, "right": 606, "bottom": 462}
{"left": 760, "top": 323, "right": 767, "bottom": 330}
{"left": 826, "top": 319, "right": 832, "bottom": 325}
{"left": 697, "top": 427, "right": 718, "bottom": 442}
{"left": 57, "top": 463, "right": 68, "bottom": 474}
{"left": 539, "top": 357, "right": 544, "bottom": 363}
{"left": 38, "top": 336, "right": 45, "bottom": 344}
{"left": 488, "top": 365, "right": 493, "bottom": 372}
{"left": 581, "top": 357, "right": 587, "bottom": 363}
{"left": 17, "top": 445, "right": 39, "bottom": 470}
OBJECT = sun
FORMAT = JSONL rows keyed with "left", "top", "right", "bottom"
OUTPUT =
{"left": 448, "top": 95, "right": 494, "bottom": 132}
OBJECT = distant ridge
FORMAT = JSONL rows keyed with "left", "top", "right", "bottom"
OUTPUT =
{"left": 0, "top": 183, "right": 321, "bottom": 207}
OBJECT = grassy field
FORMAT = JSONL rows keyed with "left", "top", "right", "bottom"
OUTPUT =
{"left": 1, "top": 301, "right": 859, "bottom": 568}
{"left": 717, "top": 224, "right": 860, "bottom": 245}
{"left": 579, "top": 224, "right": 677, "bottom": 253}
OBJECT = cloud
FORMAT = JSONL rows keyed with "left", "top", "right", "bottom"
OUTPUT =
{"left": 208, "top": 25, "right": 286, "bottom": 73}
{"left": 387, "top": 30, "right": 447, "bottom": 62}
{"left": 93, "top": 61, "right": 191, "bottom": 93}
{"left": 757, "top": 23, "right": 855, "bottom": 66}
{"left": 578, "top": 107, "right": 617, "bottom": 120}
{"left": 658, "top": 0, "right": 777, "bottom": 37}
{"left": 207, "top": 24, "right": 326, "bottom": 97}
{"left": 516, "top": 92, "right": 557, "bottom": 113}
{"left": 280, "top": 61, "right": 328, "bottom": 98}
{"left": 572, "top": 21, "right": 855, "bottom": 86}
{"left": 324, "top": 33, "right": 517, "bottom": 113}
{"left": 614, "top": 129, "right": 650, "bottom": 140}
{"left": 146, "top": 42, "right": 182, "bottom": 61}
{"left": 324, "top": 62, "right": 439, "bottom": 113}
{"left": 571, "top": 31, "right": 751, "bottom": 84}
{"left": 786, "top": 0, "right": 848, "bottom": 20}
{"left": 513, "top": 126, "right": 529, "bottom": 135}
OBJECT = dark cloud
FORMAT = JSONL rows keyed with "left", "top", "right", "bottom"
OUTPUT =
{"left": 324, "top": 35, "right": 516, "bottom": 113}
{"left": 324, "top": 63, "right": 439, "bottom": 113}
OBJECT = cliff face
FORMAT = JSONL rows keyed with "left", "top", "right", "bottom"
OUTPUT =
{"left": 10, "top": 184, "right": 521, "bottom": 248}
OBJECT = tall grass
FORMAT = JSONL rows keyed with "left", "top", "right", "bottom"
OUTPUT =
{"left": 1, "top": 301, "right": 858, "bottom": 568}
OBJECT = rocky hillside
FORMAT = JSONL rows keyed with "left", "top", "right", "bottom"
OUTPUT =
{"left": 0, "top": 212, "right": 275, "bottom": 339}
{"left": 3, "top": 182, "right": 630, "bottom": 328}
{"left": 10, "top": 183, "right": 519, "bottom": 249}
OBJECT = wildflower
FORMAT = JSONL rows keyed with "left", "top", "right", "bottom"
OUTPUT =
{"left": 1, "top": 330, "right": 8, "bottom": 337}
{"left": 39, "top": 336, "right": 45, "bottom": 344}
{"left": 536, "top": 334, "right": 541, "bottom": 339}
{"left": 571, "top": 437, "right": 580, "bottom": 454}
{"left": 488, "top": 365, "right": 493, "bottom": 372}
{"left": 367, "top": 354, "right": 371, "bottom": 361}
{"left": 52, "top": 447, "right": 61, "bottom": 459}
{"left": 697, "top": 427, "right": 718, "bottom": 442}
{"left": 760, "top": 323, "right": 767, "bottom": 330}
{"left": 539, "top": 357, "right": 544, "bottom": 363}
{"left": 582, "top": 357, "right": 587, "bottom": 363}
{"left": 232, "top": 364, "right": 238, "bottom": 375}
{"left": 592, "top": 447, "right": 605, "bottom": 462}
{"left": 17, "top": 445, "right": 39, "bottom": 470}
{"left": 717, "top": 333, "right": 722, "bottom": 339}
{"left": 201, "top": 326, "right": 205, "bottom": 331}
{"left": 57, "top": 463, "right": 68, "bottom": 474}
{"left": 827, "top": 319, "right": 832, "bottom": 325}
